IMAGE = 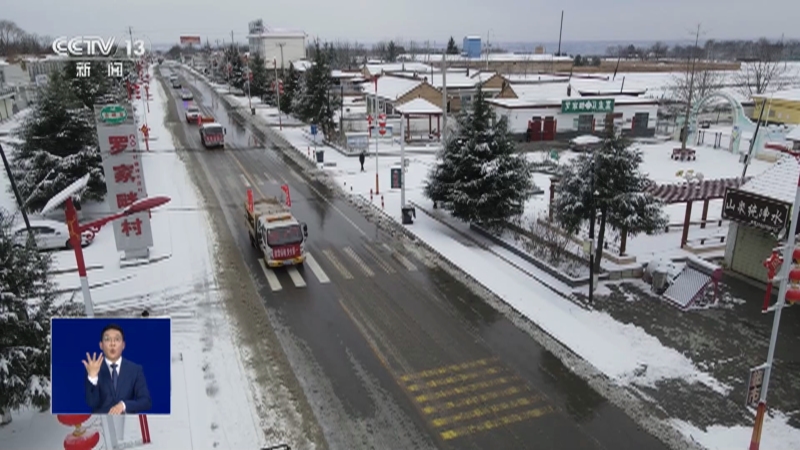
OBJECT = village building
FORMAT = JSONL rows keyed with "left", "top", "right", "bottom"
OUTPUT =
{"left": 751, "top": 88, "right": 800, "bottom": 125}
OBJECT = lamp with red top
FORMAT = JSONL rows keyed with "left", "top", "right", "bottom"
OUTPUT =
{"left": 785, "top": 247, "right": 800, "bottom": 304}
{"left": 57, "top": 414, "right": 100, "bottom": 450}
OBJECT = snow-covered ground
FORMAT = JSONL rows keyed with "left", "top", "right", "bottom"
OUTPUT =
{"left": 184, "top": 66, "right": 800, "bottom": 449}
{"left": 0, "top": 67, "right": 286, "bottom": 449}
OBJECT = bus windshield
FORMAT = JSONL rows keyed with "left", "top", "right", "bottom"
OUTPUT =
{"left": 204, "top": 126, "right": 223, "bottom": 135}
{"left": 266, "top": 224, "right": 303, "bottom": 246}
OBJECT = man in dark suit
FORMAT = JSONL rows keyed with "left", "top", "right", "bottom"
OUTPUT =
{"left": 83, "top": 324, "right": 152, "bottom": 414}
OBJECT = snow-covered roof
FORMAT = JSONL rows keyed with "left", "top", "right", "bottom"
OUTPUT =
{"left": 248, "top": 28, "right": 305, "bottom": 39}
{"left": 751, "top": 88, "right": 800, "bottom": 102}
{"left": 571, "top": 135, "right": 602, "bottom": 145}
{"left": 391, "top": 71, "right": 480, "bottom": 89}
{"left": 364, "top": 62, "right": 432, "bottom": 77}
{"left": 292, "top": 60, "right": 312, "bottom": 72}
{"left": 503, "top": 73, "right": 570, "bottom": 83}
{"left": 739, "top": 155, "right": 799, "bottom": 204}
{"left": 465, "top": 35, "right": 482, "bottom": 40}
{"left": 397, "top": 53, "right": 573, "bottom": 63}
{"left": 787, "top": 126, "right": 800, "bottom": 142}
{"left": 396, "top": 98, "right": 442, "bottom": 115}
{"left": 362, "top": 75, "right": 422, "bottom": 101}
{"left": 331, "top": 70, "right": 364, "bottom": 79}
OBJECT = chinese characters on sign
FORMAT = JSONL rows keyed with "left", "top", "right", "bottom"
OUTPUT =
{"left": 94, "top": 102, "right": 153, "bottom": 255}
{"left": 107, "top": 62, "right": 123, "bottom": 78}
{"left": 561, "top": 98, "right": 615, "bottom": 114}
{"left": 76, "top": 61, "right": 125, "bottom": 78}
{"left": 76, "top": 62, "right": 91, "bottom": 78}
{"left": 722, "top": 188, "right": 791, "bottom": 232}
{"left": 746, "top": 365, "right": 766, "bottom": 408}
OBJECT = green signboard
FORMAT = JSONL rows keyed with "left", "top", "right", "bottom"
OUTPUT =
{"left": 99, "top": 105, "right": 128, "bottom": 124}
{"left": 561, "top": 98, "right": 615, "bottom": 114}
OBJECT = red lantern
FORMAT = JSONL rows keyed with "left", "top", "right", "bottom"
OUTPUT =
{"left": 64, "top": 430, "right": 100, "bottom": 450}
{"left": 787, "top": 246, "right": 800, "bottom": 305}
{"left": 786, "top": 289, "right": 800, "bottom": 303}
{"left": 56, "top": 414, "right": 91, "bottom": 427}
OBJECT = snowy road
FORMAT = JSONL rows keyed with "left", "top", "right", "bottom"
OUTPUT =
{"left": 160, "top": 65, "right": 673, "bottom": 450}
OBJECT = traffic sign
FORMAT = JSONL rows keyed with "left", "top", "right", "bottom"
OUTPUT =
{"left": 310, "top": 124, "right": 318, "bottom": 136}
{"left": 746, "top": 365, "right": 767, "bottom": 408}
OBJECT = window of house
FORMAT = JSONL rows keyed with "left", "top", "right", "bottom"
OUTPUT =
{"left": 633, "top": 112, "right": 649, "bottom": 130}
{"left": 576, "top": 114, "right": 594, "bottom": 132}
{"left": 460, "top": 95, "right": 473, "bottom": 109}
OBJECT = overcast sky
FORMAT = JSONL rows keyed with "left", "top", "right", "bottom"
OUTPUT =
{"left": 6, "top": 0, "right": 799, "bottom": 47}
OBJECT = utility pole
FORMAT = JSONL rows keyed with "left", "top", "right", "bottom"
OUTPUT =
{"left": 0, "top": 143, "right": 33, "bottom": 240}
{"left": 274, "top": 59, "right": 282, "bottom": 130}
{"left": 128, "top": 26, "right": 134, "bottom": 48}
{"left": 557, "top": 11, "right": 564, "bottom": 56}
{"left": 230, "top": 31, "right": 235, "bottom": 48}
{"left": 680, "top": 23, "right": 702, "bottom": 151}
{"left": 277, "top": 42, "right": 286, "bottom": 75}
{"left": 441, "top": 50, "right": 448, "bottom": 141}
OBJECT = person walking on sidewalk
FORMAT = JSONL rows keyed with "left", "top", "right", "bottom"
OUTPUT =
{"left": 359, "top": 150, "right": 366, "bottom": 172}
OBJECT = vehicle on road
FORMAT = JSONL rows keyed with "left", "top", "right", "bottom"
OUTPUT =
{"left": 170, "top": 77, "right": 181, "bottom": 88}
{"left": 12, "top": 220, "right": 94, "bottom": 251}
{"left": 199, "top": 123, "right": 226, "bottom": 148}
{"left": 180, "top": 89, "right": 193, "bottom": 100}
{"left": 245, "top": 196, "right": 308, "bottom": 267}
{"left": 185, "top": 105, "right": 200, "bottom": 123}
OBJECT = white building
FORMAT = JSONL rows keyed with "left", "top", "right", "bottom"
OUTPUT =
{"left": 247, "top": 19, "right": 306, "bottom": 70}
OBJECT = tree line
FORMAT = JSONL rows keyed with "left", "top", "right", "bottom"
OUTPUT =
{"left": 605, "top": 37, "right": 800, "bottom": 61}
{"left": 0, "top": 20, "right": 51, "bottom": 56}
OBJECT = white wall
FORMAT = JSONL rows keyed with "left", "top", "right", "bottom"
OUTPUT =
{"left": 493, "top": 102, "right": 659, "bottom": 134}
{"left": 0, "top": 63, "right": 28, "bottom": 88}
{"left": 249, "top": 36, "right": 305, "bottom": 70}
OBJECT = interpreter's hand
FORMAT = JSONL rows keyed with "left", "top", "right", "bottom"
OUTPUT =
{"left": 109, "top": 402, "right": 125, "bottom": 415}
{"left": 82, "top": 352, "right": 104, "bottom": 378}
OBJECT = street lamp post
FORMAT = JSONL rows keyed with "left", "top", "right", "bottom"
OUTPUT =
{"left": 588, "top": 157, "right": 597, "bottom": 304}
{"left": 748, "top": 154, "right": 800, "bottom": 450}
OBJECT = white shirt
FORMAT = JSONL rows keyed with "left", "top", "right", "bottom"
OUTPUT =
{"left": 87, "top": 357, "right": 126, "bottom": 412}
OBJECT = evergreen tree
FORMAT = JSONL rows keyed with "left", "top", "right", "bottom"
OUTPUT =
{"left": 10, "top": 70, "right": 105, "bottom": 213}
{"left": 424, "top": 87, "right": 537, "bottom": 229}
{"left": 553, "top": 130, "right": 668, "bottom": 270}
{"left": 0, "top": 208, "right": 82, "bottom": 417}
{"left": 280, "top": 62, "right": 300, "bottom": 115}
{"left": 61, "top": 60, "right": 121, "bottom": 110}
{"left": 293, "top": 40, "right": 339, "bottom": 138}
{"left": 225, "top": 45, "right": 245, "bottom": 90}
{"left": 386, "top": 41, "right": 398, "bottom": 62}
{"left": 446, "top": 37, "right": 459, "bottom": 55}
{"left": 249, "top": 53, "right": 269, "bottom": 98}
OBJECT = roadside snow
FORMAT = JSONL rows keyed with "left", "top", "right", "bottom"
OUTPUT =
{"left": 672, "top": 411, "right": 800, "bottom": 450}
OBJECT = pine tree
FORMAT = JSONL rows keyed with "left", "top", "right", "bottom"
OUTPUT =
{"left": 280, "top": 63, "right": 300, "bottom": 115}
{"left": 10, "top": 70, "right": 105, "bottom": 213}
{"left": 225, "top": 45, "right": 245, "bottom": 90}
{"left": 293, "top": 40, "right": 339, "bottom": 138}
{"left": 553, "top": 130, "right": 668, "bottom": 270}
{"left": 61, "top": 60, "right": 120, "bottom": 110}
{"left": 424, "top": 87, "right": 537, "bottom": 230}
{"left": 386, "top": 41, "right": 398, "bottom": 62}
{"left": 0, "top": 208, "right": 82, "bottom": 417}
{"left": 446, "top": 37, "right": 459, "bottom": 55}
{"left": 249, "top": 53, "right": 269, "bottom": 99}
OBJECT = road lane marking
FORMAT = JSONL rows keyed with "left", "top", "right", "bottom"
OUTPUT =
{"left": 406, "top": 367, "right": 504, "bottom": 393}
{"left": 400, "top": 358, "right": 495, "bottom": 382}
{"left": 431, "top": 396, "right": 544, "bottom": 428}
{"left": 263, "top": 172, "right": 274, "bottom": 183}
{"left": 439, "top": 405, "right": 555, "bottom": 441}
{"left": 305, "top": 253, "right": 330, "bottom": 284}
{"left": 362, "top": 244, "right": 396, "bottom": 274}
{"left": 413, "top": 376, "right": 519, "bottom": 403}
{"left": 287, "top": 266, "right": 306, "bottom": 287}
{"left": 258, "top": 259, "right": 282, "bottom": 291}
{"left": 343, "top": 247, "right": 374, "bottom": 277}
{"left": 421, "top": 386, "right": 531, "bottom": 415}
{"left": 322, "top": 249, "right": 353, "bottom": 279}
{"left": 382, "top": 244, "right": 418, "bottom": 271}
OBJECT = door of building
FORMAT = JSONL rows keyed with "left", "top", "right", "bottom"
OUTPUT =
{"left": 528, "top": 117, "right": 542, "bottom": 142}
{"left": 730, "top": 225, "right": 775, "bottom": 281}
{"left": 543, "top": 116, "right": 556, "bottom": 141}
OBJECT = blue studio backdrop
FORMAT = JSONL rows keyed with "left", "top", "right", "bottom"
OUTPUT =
{"left": 51, "top": 317, "right": 171, "bottom": 414}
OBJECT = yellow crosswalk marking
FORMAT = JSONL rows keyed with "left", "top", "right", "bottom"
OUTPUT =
{"left": 400, "top": 358, "right": 495, "bottom": 382}
{"left": 420, "top": 386, "right": 530, "bottom": 415}
{"left": 431, "top": 397, "right": 544, "bottom": 428}
{"left": 439, "top": 405, "right": 556, "bottom": 440}
{"left": 413, "top": 376, "right": 519, "bottom": 403}
{"left": 406, "top": 366, "right": 504, "bottom": 393}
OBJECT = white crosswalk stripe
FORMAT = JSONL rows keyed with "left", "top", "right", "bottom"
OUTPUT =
{"left": 306, "top": 253, "right": 331, "bottom": 283}
{"left": 323, "top": 249, "right": 354, "bottom": 279}
{"left": 363, "top": 244, "right": 396, "bottom": 274}
{"left": 287, "top": 266, "right": 306, "bottom": 287}
{"left": 258, "top": 259, "right": 282, "bottom": 292}
{"left": 382, "top": 243, "right": 418, "bottom": 271}
{"left": 343, "top": 247, "right": 374, "bottom": 277}
{"left": 239, "top": 173, "right": 251, "bottom": 187}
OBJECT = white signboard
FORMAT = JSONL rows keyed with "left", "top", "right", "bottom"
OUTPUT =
{"left": 94, "top": 102, "right": 153, "bottom": 253}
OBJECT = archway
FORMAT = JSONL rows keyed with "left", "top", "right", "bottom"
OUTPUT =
{"left": 686, "top": 91, "right": 754, "bottom": 154}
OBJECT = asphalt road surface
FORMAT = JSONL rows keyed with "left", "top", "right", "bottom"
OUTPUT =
{"left": 158, "top": 66, "right": 671, "bottom": 450}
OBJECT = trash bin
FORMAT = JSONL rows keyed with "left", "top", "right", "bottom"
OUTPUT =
{"left": 315, "top": 150, "right": 325, "bottom": 163}
{"left": 401, "top": 206, "right": 416, "bottom": 225}
{"left": 251, "top": 107, "right": 256, "bottom": 115}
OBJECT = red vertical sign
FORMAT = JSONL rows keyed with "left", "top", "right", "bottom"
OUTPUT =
{"left": 280, "top": 184, "right": 291, "bottom": 207}
{"left": 247, "top": 188, "right": 254, "bottom": 213}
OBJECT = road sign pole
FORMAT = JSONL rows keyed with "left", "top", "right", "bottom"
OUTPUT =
{"left": 374, "top": 96, "right": 379, "bottom": 195}
{"left": 400, "top": 114, "right": 406, "bottom": 208}
{"left": 749, "top": 159, "right": 800, "bottom": 450}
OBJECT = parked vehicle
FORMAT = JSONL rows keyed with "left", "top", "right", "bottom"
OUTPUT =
{"left": 244, "top": 195, "right": 308, "bottom": 268}
{"left": 12, "top": 220, "right": 94, "bottom": 251}
{"left": 199, "top": 123, "right": 226, "bottom": 148}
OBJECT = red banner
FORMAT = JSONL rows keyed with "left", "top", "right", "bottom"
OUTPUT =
{"left": 180, "top": 36, "right": 202, "bottom": 45}
{"left": 281, "top": 184, "right": 291, "bottom": 207}
{"left": 247, "top": 189, "right": 254, "bottom": 213}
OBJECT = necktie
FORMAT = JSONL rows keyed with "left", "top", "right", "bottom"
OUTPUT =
{"left": 110, "top": 363, "right": 118, "bottom": 392}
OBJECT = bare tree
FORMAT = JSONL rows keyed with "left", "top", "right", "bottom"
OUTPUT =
{"left": 0, "top": 20, "right": 23, "bottom": 55}
{"left": 671, "top": 66, "right": 723, "bottom": 105}
{"left": 735, "top": 38, "right": 791, "bottom": 97}
{"left": 679, "top": 23, "right": 703, "bottom": 151}
{"left": 650, "top": 41, "right": 669, "bottom": 60}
